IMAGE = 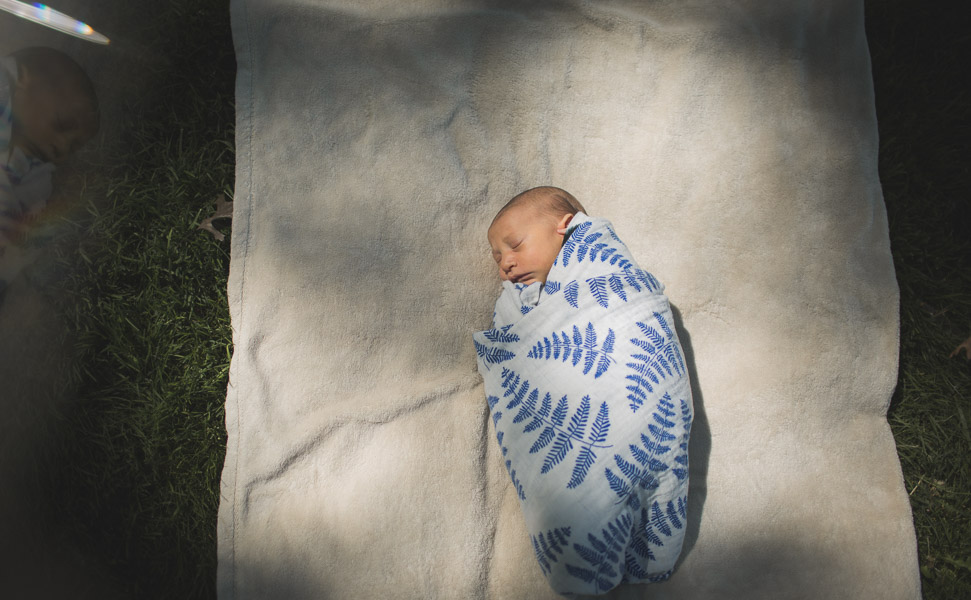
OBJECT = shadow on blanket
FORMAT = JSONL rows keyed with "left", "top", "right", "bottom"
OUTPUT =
{"left": 226, "top": 533, "right": 843, "bottom": 600}
{"left": 670, "top": 305, "right": 710, "bottom": 569}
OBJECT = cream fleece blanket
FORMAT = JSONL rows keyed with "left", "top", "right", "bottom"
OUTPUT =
{"left": 218, "top": 1, "right": 920, "bottom": 598}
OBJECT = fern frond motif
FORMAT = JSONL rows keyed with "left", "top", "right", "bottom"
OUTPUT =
{"left": 604, "top": 394, "right": 679, "bottom": 507}
{"left": 561, "top": 222, "right": 637, "bottom": 271}
{"left": 564, "top": 280, "right": 580, "bottom": 308}
{"left": 505, "top": 459, "right": 526, "bottom": 501}
{"left": 561, "top": 221, "right": 593, "bottom": 266}
{"left": 527, "top": 323, "right": 616, "bottom": 378}
{"left": 475, "top": 339, "right": 515, "bottom": 369}
{"left": 621, "top": 269, "right": 661, "bottom": 294}
{"left": 487, "top": 395, "right": 503, "bottom": 426}
{"left": 489, "top": 393, "right": 527, "bottom": 500}
{"left": 671, "top": 397, "right": 692, "bottom": 482}
{"left": 588, "top": 276, "right": 610, "bottom": 308}
{"left": 544, "top": 280, "right": 561, "bottom": 295}
{"left": 605, "top": 223, "right": 623, "bottom": 243}
{"left": 482, "top": 325, "right": 520, "bottom": 344}
{"left": 499, "top": 370, "right": 612, "bottom": 489}
{"left": 608, "top": 274, "right": 627, "bottom": 302}
{"left": 563, "top": 512, "right": 632, "bottom": 593}
{"left": 531, "top": 527, "right": 572, "bottom": 575}
{"left": 627, "top": 498, "right": 686, "bottom": 568}
{"left": 624, "top": 313, "right": 685, "bottom": 411}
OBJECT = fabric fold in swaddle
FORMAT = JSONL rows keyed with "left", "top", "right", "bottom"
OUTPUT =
{"left": 474, "top": 213, "right": 693, "bottom": 595}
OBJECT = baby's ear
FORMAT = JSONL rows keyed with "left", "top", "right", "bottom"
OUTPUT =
{"left": 555, "top": 213, "right": 574, "bottom": 236}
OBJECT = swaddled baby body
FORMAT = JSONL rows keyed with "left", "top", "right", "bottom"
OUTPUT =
{"left": 474, "top": 187, "right": 693, "bottom": 596}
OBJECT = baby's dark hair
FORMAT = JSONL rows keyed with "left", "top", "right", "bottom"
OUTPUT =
{"left": 493, "top": 186, "right": 587, "bottom": 224}
{"left": 12, "top": 46, "right": 99, "bottom": 129}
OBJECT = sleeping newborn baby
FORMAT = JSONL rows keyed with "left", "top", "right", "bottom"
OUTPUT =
{"left": 474, "top": 187, "right": 693, "bottom": 596}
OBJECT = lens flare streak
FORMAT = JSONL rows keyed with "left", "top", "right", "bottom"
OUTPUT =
{"left": 0, "top": 0, "right": 109, "bottom": 44}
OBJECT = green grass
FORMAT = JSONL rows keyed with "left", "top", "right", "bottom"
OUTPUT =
{"left": 867, "top": 2, "right": 971, "bottom": 596}
{"left": 23, "top": 0, "right": 970, "bottom": 598}
{"left": 35, "top": 1, "right": 236, "bottom": 598}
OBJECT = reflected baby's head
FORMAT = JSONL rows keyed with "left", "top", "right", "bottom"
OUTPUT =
{"left": 488, "top": 186, "right": 586, "bottom": 285}
{"left": 9, "top": 46, "right": 99, "bottom": 164}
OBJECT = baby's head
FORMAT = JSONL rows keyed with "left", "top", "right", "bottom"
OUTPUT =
{"left": 488, "top": 186, "right": 586, "bottom": 285}
{"left": 8, "top": 46, "right": 99, "bottom": 164}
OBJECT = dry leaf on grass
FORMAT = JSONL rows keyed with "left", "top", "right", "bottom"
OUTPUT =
{"left": 950, "top": 335, "right": 971, "bottom": 361}
{"left": 198, "top": 195, "right": 233, "bottom": 241}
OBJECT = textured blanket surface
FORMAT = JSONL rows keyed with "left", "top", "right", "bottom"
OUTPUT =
{"left": 474, "top": 213, "right": 693, "bottom": 594}
{"left": 220, "top": 1, "right": 919, "bottom": 598}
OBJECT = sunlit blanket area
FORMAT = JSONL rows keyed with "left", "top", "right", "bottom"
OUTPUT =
{"left": 0, "top": 1, "right": 967, "bottom": 599}
{"left": 220, "top": 0, "right": 916, "bottom": 598}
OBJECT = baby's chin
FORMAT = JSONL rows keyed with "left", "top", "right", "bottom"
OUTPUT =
{"left": 510, "top": 275, "right": 539, "bottom": 285}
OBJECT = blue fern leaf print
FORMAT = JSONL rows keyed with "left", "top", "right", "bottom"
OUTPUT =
{"left": 504, "top": 374, "right": 530, "bottom": 409}
{"left": 608, "top": 274, "right": 627, "bottom": 302}
{"left": 564, "top": 281, "right": 580, "bottom": 308}
{"left": 542, "top": 431, "right": 574, "bottom": 474}
{"left": 568, "top": 446, "right": 597, "bottom": 489}
{"left": 528, "top": 323, "right": 615, "bottom": 378}
{"left": 539, "top": 393, "right": 553, "bottom": 418}
{"left": 487, "top": 395, "right": 503, "bottom": 427}
{"left": 638, "top": 270, "right": 661, "bottom": 293}
{"left": 590, "top": 401, "right": 611, "bottom": 445}
{"left": 504, "top": 460, "right": 526, "bottom": 501}
{"left": 604, "top": 398, "right": 679, "bottom": 504}
{"left": 596, "top": 330, "right": 616, "bottom": 378}
{"left": 532, "top": 527, "right": 572, "bottom": 574}
{"left": 629, "top": 530, "right": 655, "bottom": 561}
{"left": 567, "top": 396, "right": 591, "bottom": 438}
{"left": 564, "top": 513, "right": 632, "bottom": 593}
{"left": 561, "top": 221, "right": 592, "bottom": 266}
{"left": 544, "top": 280, "right": 561, "bottom": 295}
{"left": 475, "top": 339, "right": 515, "bottom": 367}
{"left": 588, "top": 242, "right": 608, "bottom": 261}
{"left": 605, "top": 223, "right": 622, "bottom": 243}
{"left": 551, "top": 396, "right": 569, "bottom": 427}
{"left": 499, "top": 373, "right": 612, "bottom": 488}
{"left": 523, "top": 415, "right": 544, "bottom": 434}
{"left": 575, "top": 231, "right": 604, "bottom": 264}
{"left": 672, "top": 398, "right": 692, "bottom": 481}
{"left": 483, "top": 326, "right": 520, "bottom": 344}
{"left": 589, "top": 276, "right": 609, "bottom": 308}
{"left": 665, "top": 499, "right": 683, "bottom": 530}
{"left": 650, "top": 501, "right": 672, "bottom": 537}
{"left": 624, "top": 315, "right": 684, "bottom": 411}
{"left": 625, "top": 551, "right": 652, "bottom": 579}
{"left": 629, "top": 497, "right": 687, "bottom": 567}
{"left": 529, "top": 426, "right": 556, "bottom": 454}
{"left": 564, "top": 397, "right": 592, "bottom": 488}
{"left": 606, "top": 467, "right": 632, "bottom": 497}
{"left": 513, "top": 388, "right": 540, "bottom": 424}
{"left": 568, "top": 399, "right": 611, "bottom": 489}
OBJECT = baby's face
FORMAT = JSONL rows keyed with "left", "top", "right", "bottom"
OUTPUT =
{"left": 488, "top": 206, "right": 566, "bottom": 285}
{"left": 12, "top": 75, "right": 97, "bottom": 164}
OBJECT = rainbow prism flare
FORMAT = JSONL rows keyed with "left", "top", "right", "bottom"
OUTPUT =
{"left": 0, "top": 0, "right": 109, "bottom": 44}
